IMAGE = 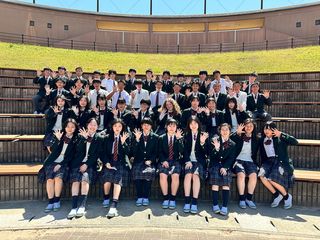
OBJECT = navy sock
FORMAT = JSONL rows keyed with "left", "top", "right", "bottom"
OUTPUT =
{"left": 48, "top": 198, "right": 54, "bottom": 204}
{"left": 72, "top": 196, "right": 78, "bottom": 209}
{"left": 80, "top": 194, "right": 88, "bottom": 207}
{"left": 246, "top": 193, "right": 253, "bottom": 201}
{"left": 170, "top": 194, "right": 176, "bottom": 201}
{"left": 273, "top": 191, "right": 279, "bottom": 199}
{"left": 163, "top": 194, "right": 169, "bottom": 201}
{"left": 212, "top": 190, "right": 219, "bottom": 206}
{"left": 111, "top": 199, "right": 118, "bottom": 208}
{"left": 191, "top": 197, "right": 198, "bottom": 205}
{"left": 239, "top": 194, "right": 246, "bottom": 201}
{"left": 54, "top": 196, "right": 61, "bottom": 203}
{"left": 104, "top": 194, "right": 110, "bottom": 200}
{"left": 222, "top": 190, "right": 229, "bottom": 207}
{"left": 283, "top": 194, "right": 289, "bottom": 200}
{"left": 143, "top": 180, "right": 152, "bottom": 198}
{"left": 135, "top": 180, "right": 143, "bottom": 198}
{"left": 185, "top": 196, "right": 191, "bottom": 204}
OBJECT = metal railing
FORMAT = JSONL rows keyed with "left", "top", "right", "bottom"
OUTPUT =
{"left": 1, "top": 31, "right": 320, "bottom": 54}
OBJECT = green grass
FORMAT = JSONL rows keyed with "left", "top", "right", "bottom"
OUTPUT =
{"left": 0, "top": 42, "right": 320, "bottom": 74}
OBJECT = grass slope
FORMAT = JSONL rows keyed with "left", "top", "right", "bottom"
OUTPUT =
{"left": 0, "top": 42, "right": 320, "bottom": 74}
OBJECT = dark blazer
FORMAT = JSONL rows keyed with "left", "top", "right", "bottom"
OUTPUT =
{"left": 143, "top": 79, "right": 156, "bottom": 93}
{"left": 204, "top": 110, "right": 224, "bottom": 135}
{"left": 33, "top": 76, "right": 55, "bottom": 97}
{"left": 216, "top": 93, "right": 228, "bottom": 111}
{"left": 181, "top": 108, "right": 205, "bottom": 129}
{"left": 132, "top": 132, "right": 159, "bottom": 165}
{"left": 158, "top": 134, "right": 184, "bottom": 164}
{"left": 223, "top": 109, "right": 249, "bottom": 126}
{"left": 46, "top": 89, "right": 72, "bottom": 107}
{"left": 163, "top": 81, "right": 174, "bottom": 94}
{"left": 116, "top": 109, "right": 133, "bottom": 132}
{"left": 156, "top": 112, "right": 181, "bottom": 134}
{"left": 199, "top": 81, "right": 210, "bottom": 95}
{"left": 102, "top": 133, "right": 130, "bottom": 168}
{"left": 209, "top": 137, "right": 236, "bottom": 169}
{"left": 44, "top": 134, "right": 78, "bottom": 166}
{"left": 246, "top": 93, "right": 272, "bottom": 112}
{"left": 131, "top": 109, "right": 155, "bottom": 130}
{"left": 70, "top": 88, "right": 86, "bottom": 106}
{"left": 183, "top": 133, "right": 208, "bottom": 168}
{"left": 76, "top": 109, "right": 92, "bottom": 129}
{"left": 45, "top": 107, "right": 76, "bottom": 134}
{"left": 259, "top": 133, "right": 298, "bottom": 174}
{"left": 171, "top": 93, "right": 187, "bottom": 110}
{"left": 230, "top": 133, "right": 259, "bottom": 165}
{"left": 125, "top": 79, "right": 136, "bottom": 93}
{"left": 91, "top": 107, "right": 114, "bottom": 132}
{"left": 70, "top": 133, "right": 105, "bottom": 169}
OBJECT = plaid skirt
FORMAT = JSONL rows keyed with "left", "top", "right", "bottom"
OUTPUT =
{"left": 259, "top": 157, "right": 294, "bottom": 190}
{"left": 69, "top": 167, "right": 95, "bottom": 184}
{"left": 43, "top": 132, "right": 54, "bottom": 147}
{"left": 208, "top": 164, "right": 233, "bottom": 186}
{"left": 233, "top": 160, "right": 258, "bottom": 176}
{"left": 99, "top": 165, "right": 130, "bottom": 187}
{"left": 38, "top": 164, "right": 67, "bottom": 183}
{"left": 158, "top": 161, "right": 182, "bottom": 176}
{"left": 132, "top": 161, "right": 156, "bottom": 181}
{"left": 183, "top": 162, "right": 205, "bottom": 180}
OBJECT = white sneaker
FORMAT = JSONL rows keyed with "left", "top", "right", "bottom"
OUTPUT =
{"left": 284, "top": 194, "right": 292, "bottom": 209}
{"left": 76, "top": 206, "right": 86, "bottom": 217}
{"left": 107, "top": 207, "right": 119, "bottom": 218}
{"left": 271, "top": 194, "right": 283, "bottom": 208}
{"left": 67, "top": 208, "right": 77, "bottom": 219}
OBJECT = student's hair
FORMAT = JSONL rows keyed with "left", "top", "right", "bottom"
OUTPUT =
{"left": 225, "top": 97, "right": 238, "bottom": 113}
{"left": 96, "top": 94, "right": 107, "bottom": 107}
{"left": 63, "top": 118, "right": 79, "bottom": 133}
{"left": 141, "top": 117, "right": 153, "bottom": 126}
{"left": 158, "top": 98, "right": 181, "bottom": 115}
{"left": 76, "top": 95, "right": 90, "bottom": 111}
{"left": 190, "top": 95, "right": 200, "bottom": 103}
{"left": 54, "top": 95, "right": 69, "bottom": 108}
{"left": 111, "top": 118, "right": 126, "bottom": 134}
{"left": 186, "top": 116, "right": 202, "bottom": 134}
{"left": 75, "top": 67, "right": 83, "bottom": 71}
{"left": 162, "top": 70, "right": 171, "bottom": 76}
{"left": 165, "top": 118, "right": 178, "bottom": 127}
{"left": 218, "top": 123, "right": 231, "bottom": 133}
{"left": 205, "top": 97, "right": 216, "bottom": 106}
{"left": 233, "top": 81, "right": 241, "bottom": 86}
{"left": 86, "top": 117, "right": 99, "bottom": 127}
{"left": 73, "top": 78, "right": 83, "bottom": 85}
{"left": 251, "top": 82, "right": 260, "bottom": 88}
{"left": 261, "top": 121, "right": 277, "bottom": 137}
{"left": 242, "top": 118, "right": 257, "bottom": 137}
{"left": 108, "top": 69, "right": 117, "bottom": 75}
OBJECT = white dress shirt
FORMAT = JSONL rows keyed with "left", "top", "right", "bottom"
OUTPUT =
{"left": 264, "top": 137, "right": 276, "bottom": 158}
{"left": 229, "top": 91, "right": 247, "bottom": 109}
{"left": 111, "top": 90, "right": 131, "bottom": 108}
{"left": 88, "top": 88, "right": 109, "bottom": 108}
{"left": 131, "top": 89, "right": 150, "bottom": 109}
{"left": 150, "top": 90, "right": 167, "bottom": 108}
{"left": 210, "top": 78, "right": 232, "bottom": 94}
{"left": 101, "top": 78, "right": 117, "bottom": 93}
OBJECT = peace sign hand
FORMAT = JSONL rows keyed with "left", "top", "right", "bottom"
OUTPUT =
{"left": 53, "top": 129, "right": 63, "bottom": 141}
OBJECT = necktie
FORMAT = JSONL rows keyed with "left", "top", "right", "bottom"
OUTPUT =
{"left": 87, "top": 136, "right": 93, "bottom": 143}
{"left": 118, "top": 91, "right": 122, "bottom": 101}
{"left": 63, "top": 135, "right": 71, "bottom": 144}
{"left": 175, "top": 94, "right": 178, "bottom": 100}
{"left": 210, "top": 112, "right": 216, "bottom": 118}
{"left": 243, "top": 136, "right": 251, "bottom": 142}
{"left": 191, "top": 109, "right": 197, "bottom": 115}
{"left": 264, "top": 139, "right": 272, "bottom": 145}
{"left": 113, "top": 137, "right": 118, "bottom": 161}
{"left": 216, "top": 93, "right": 218, "bottom": 98}
{"left": 58, "top": 90, "right": 61, "bottom": 95}
{"left": 138, "top": 90, "right": 141, "bottom": 94}
{"left": 223, "top": 141, "right": 229, "bottom": 149}
{"left": 99, "top": 109, "right": 105, "bottom": 115}
{"left": 143, "top": 135, "right": 148, "bottom": 142}
{"left": 156, "top": 91, "right": 160, "bottom": 107}
{"left": 193, "top": 134, "right": 197, "bottom": 141}
{"left": 168, "top": 137, "right": 174, "bottom": 161}
{"left": 236, "top": 93, "right": 239, "bottom": 98}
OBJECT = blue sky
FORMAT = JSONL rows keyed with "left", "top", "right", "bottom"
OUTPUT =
{"left": 20, "top": 0, "right": 320, "bottom": 15}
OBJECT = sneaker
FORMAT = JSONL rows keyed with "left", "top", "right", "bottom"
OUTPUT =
{"left": 44, "top": 204, "right": 54, "bottom": 213}
{"left": 212, "top": 205, "right": 220, "bottom": 214}
{"left": 245, "top": 200, "right": 257, "bottom": 209}
{"left": 76, "top": 206, "right": 86, "bottom": 217}
{"left": 53, "top": 201, "right": 61, "bottom": 212}
{"left": 162, "top": 200, "right": 169, "bottom": 209}
{"left": 107, "top": 207, "right": 119, "bottom": 218}
{"left": 102, "top": 199, "right": 110, "bottom": 208}
{"left": 169, "top": 201, "right": 176, "bottom": 209}
{"left": 271, "top": 194, "right": 283, "bottom": 208}
{"left": 183, "top": 204, "right": 191, "bottom": 213}
{"left": 135, "top": 198, "right": 143, "bottom": 207}
{"left": 33, "top": 111, "right": 38, "bottom": 114}
{"left": 142, "top": 198, "right": 149, "bottom": 206}
{"left": 239, "top": 200, "right": 246, "bottom": 209}
{"left": 284, "top": 194, "right": 292, "bottom": 209}
{"left": 220, "top": 207, "right": 228, "bottom": 216}
{"left": 67, "top": 208, "right": 77, "bottom": 219}
{"left": 190, "top": 204, "right": 198, "bottom": 214}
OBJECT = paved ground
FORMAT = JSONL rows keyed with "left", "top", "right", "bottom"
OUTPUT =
{"left": 0, "top": 200, "right": 319, "bottom": 239}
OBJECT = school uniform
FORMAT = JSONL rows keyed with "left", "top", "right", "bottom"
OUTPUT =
{"left": 91, "top": 107, "right": 114, "bottom": 132}
{"left": 111, "top": 90, "right": 131, "bottom": 109}
{"left": 69, "top": 133, "right": 104, "bottom": 184}
{"left": 208, "top": 137, "right": 236, "bottom": 186}
{"left": 46, "top": 88, "right": 71, "bottom": 107}
{"left": 210, "top": 78, "right": 232, "bottom": 94}
{"left": 75, "top": 108, "right": 92, "bottom": 129}
{"left": 204, "top": 110, "right": 224, "bottom": 137}
{"left": 231, "top": 133, "right": 259, "bottom": 176}
{"left": 100, "top": 133, "right": 130, "bottom": 187}
{"left": 199, "top": 81, "right": 210, "bottom": 95}
{"left": 171, "top": 92, "right": 187, "bottom": 110}
{"left": 143, "top": 79, "right": 156, "bottom": 93}
{"left": 101, "top": 78, "right": 117, "bottom": 93}
{"left": 180, "top": 108, "right": 205, "bottom": 130}
{"left": 150, "top": 90, "right": 167, "bottom": 110}
{"left": 183, "top": 133, "right": 208, "bottom": 179}
{"left": 246, "top": 93, "right": 272, "bottom": 121}
{"left": 132, "top": 132, "right": 159, "bottom": 181}
{"left": 44, "top": 107, "right": 76, "bottom": 147}
{"left": 131, "top": 89, "right": 150, "bottom": 109}
{"left": 88, "top": 88, "right": 109, "bottom": 108}
{"left": 158, "top": 134, "right": 184, "bottom": 175}
{"left": 70, "top": 88, "right": 86, "bottom": 106}
{"left": 38, "top": 134, "right": 77, "bottom": 183}
{"left": 186, "top": 92, "right": 206, "bottom": 108}
{"left": 229, "top": 91, "right": 247, "bottom": 109}
{"left": 33, "top": 76, "right": 55, "bottom": 113}
{"left": 155, "top": 112, "right": 181, "bottom": 136}
{"left": 125, "top": 78, "right": 136, "bottom": 93}
{"left": 130, "top": 109, "right": 154, "bottom": 130}
{"left": 163, "top": 80, "right": 174, "bottom": 94}
{"left": 213, "top": 92, "right": 228, "bottom": 111}
{"left": 223, "top": 109, "right": 249, "bottom": 133}
{"left": 72, "top": 76, "right": 88, "bottom": 87}
{"left": 258, "top": 133, "right": 298, "bottom": 190}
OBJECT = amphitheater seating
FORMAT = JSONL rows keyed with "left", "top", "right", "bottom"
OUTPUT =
{"left": 0, "top": 69, "right": 319, "bottom": 207}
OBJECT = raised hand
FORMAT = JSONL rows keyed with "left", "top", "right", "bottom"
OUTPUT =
{"left": 88, "top": 76, "right": 93, "bottom": 85}
{"left": 112, "top": 108, "right": 118, "bottom": 117}
{"left": 53, "top": 106, "right": 60, "bottom": 113}
{"left": 130, "top": 91, "right": 136, "bottom": 99}
{"left": 92, "top": 106, "right": 99, "bottom": 114}
{"left": 242, "top": 81, "right": 247, "bottom": 90}
{"left": 72, "top": 106, "right": 79, "bottom": 116}
{"left": 133, "top": 128, "right": 142, "bottom": 141}
{"left": 263, "top": 90, "right": 270, "bottom": 98}
{"left": 45, "top": 86, "right": 52, "bottom": 96}
{"left": 272, "top": 128, "right": 282, "bottom": 138}
{"left": 200, "top": 132, "right": 209, "bottom": 144}
{"left": 125, "top": 74, "right": 129, "bottom": 80}
{"left": 185, "top": 88, "right": 191, "bottom": 97}
{"left": 238, "top": 104, "right": 244, "bottom": 112}
{"left": 212, "top": 137, "right": 220, "bottom": 151}
{"left": 36, "top": 70, "right": 42, "bottom": 77}
{"left": 79, "top": 127, "right": 89, "bottom": 139}
{"left": 53, "top": 129, "right": 63, "bottom": 140}
{"left": 236, "top": 123, "right": 245, "bottom": 136}
{"left": 70, "top": 86, "right": 77, "bottom": 96}
{"left": 120, "top": 132, "right": 129, "bottom": 144}
{"left": 175, "top": 129, "right": 183, "bottom": 140}
{"left": 220, "top": 167, "right": 227, "bottom": 176}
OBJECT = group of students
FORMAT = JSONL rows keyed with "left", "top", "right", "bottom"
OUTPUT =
{"left": 34, "top": 67, "right": 298, "bottom": 219}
